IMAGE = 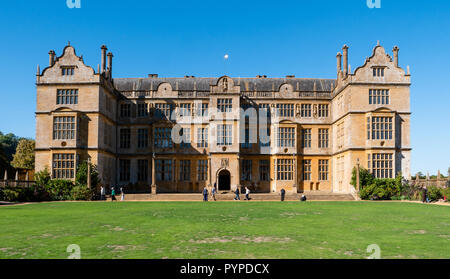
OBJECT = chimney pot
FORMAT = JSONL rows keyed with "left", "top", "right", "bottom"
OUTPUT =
{"left": 101, "top": 45, "right": 108, "bottom": 74}
{"left": 342, "top": 45, "right": 349, "bottom": 77}
{"left": 393, "top": 46, "right": 400, "bottom": 67}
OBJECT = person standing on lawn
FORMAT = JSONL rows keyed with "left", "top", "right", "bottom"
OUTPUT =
{"left": 111, "top": 187, "right": 117, "bottom": 202}
{"left": 100, "top": 186, "right": 106, "bottom": 201}
{"left": 120, "top": 187, "right": 125, "bottom": 201}
{"left": 203, "top": 186, "right": 209, "bottom": 202}
{"left": 234, "top": 187, "right": 240, "bottom": 201}
{"left": 422, "top": 186, "right": 428, "bottom": 203}
{"left": 244, "top": 187, "right": 251, "bottom": 201}
{"left": 211, "top": 185, "right": 217, "bottom": 201}
{"left": 280, "top": 189, "right": 286, "bottom": 202}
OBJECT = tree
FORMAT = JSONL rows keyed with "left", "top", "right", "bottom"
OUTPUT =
{"left": 351, "top": 167, "right": 374, "bottom": 189}
{"left": 0, "top": 132, "right": 21, "bottom": 162}
{"left": 11, "top": 139, "right": 35, "bottom": 170}
{"left": 75, "top": 161, "right": 100, "bottom": 190}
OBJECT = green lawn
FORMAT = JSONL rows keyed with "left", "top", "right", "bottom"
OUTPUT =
{"left": 0, "top": 201, "right": 449, "bottom": 259}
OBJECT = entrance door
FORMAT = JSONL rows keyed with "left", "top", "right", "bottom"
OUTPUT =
{"left": 218, "top": 170, "right": 231, "bottom": 191}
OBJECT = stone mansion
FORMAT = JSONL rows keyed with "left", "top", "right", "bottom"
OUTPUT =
{"left": 35, "top": 43, "right": 411, "bottom": 194}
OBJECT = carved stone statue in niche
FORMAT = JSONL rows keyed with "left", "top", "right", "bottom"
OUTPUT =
{"left": 223, "top": 78, "right": 228, "bottom": 92}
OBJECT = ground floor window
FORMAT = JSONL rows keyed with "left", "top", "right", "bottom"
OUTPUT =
{"left": 259, "top": 160, "right": 270, "bottom": 181}
{"left": 303, "top": 160, "right": 312, "bottom": 181}
{"left": 319, "top": 159, "right": 329, "bottom": 181}
{"left": 241, "top": 160, "right": 252, "bottom": 181}
{"left": 156, "top": 159, "right": 173, "bottom": 181}
{"left": 197, "top": 160, "right": 208, "bottom": 181}
{"left": 368, "top": 153, "right": 393, "bottom": 179}
{"left": 119, "top": 159, "right": 131, "bottom": 181}
{"left": 179, "top": 160, "right": 191, "bottom": 181}
{"left": 137, "top": 160, "right": 148, "bottom": 182}
{"left": 52, "top": 153, "right": 75, "bottom": 179}
{"left": 276, "top": 159, "right": 293, "bottom": 181}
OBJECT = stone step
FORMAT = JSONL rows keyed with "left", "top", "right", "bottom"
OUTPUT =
{"left": 119, "top": 193, "right": 356, "bottom": 201}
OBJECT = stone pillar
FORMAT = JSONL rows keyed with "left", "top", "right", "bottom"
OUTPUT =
{"left": 292, "top": 154, "right": 298, "bottom": 194}
{"left": 101, "top": 45, "right": 107, "bottom": 73}
{"left": 336, "top": 52, "right": 342, "bottom": 76}
{"left": 393, "top": 46, "right": 399, "bottom": 67}
{"left": 151, "top": 154, "right": 157, "bottom": 195}
{"left": 342, "top": 45, "right": 349, "bottom": 77}
{"left": 356, "top": 158, "right": 361, "bottom": 191}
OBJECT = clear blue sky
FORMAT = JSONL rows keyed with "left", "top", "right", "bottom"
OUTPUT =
{"left": 0, "top": 0, "right": 449, "bottom": 175}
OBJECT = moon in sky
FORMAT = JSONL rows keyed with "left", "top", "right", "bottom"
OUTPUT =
{"left": 224, "top": 54, "right": 229, "bottom": 60}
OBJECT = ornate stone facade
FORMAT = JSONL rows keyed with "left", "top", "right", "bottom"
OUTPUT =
{"left": 35, "top": 43, "right": 411, "bottom": 194}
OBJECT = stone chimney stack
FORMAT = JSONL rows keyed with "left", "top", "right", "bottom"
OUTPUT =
{"left": 337, "top": 52, "right": 342, "bottom": 76}
{"left": 107, "top": 52, "right": 113, "bottom": 78}
{"left": 342, "top": 45, "right": 349, "bottom": 77}
{"left": 393, "top": 46, "right": 399, "bottom": 67}
{"left": 49, "top": 50, "right": 55, "bottom": 66}
{"left": 101, "top": 45, "right": 108, "bottom": 74}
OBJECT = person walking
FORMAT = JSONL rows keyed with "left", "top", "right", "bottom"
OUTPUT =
{"left": 203, "top": 186, "right": 209, "bottom": 202}
{"left": 100, "top": 186, "right": 106, "bottom": 201}
{"left": 111, "top": 187, "right": 117, "bottom": 202}
{"left": 234, "top": 187, "right": 240, "bottom": 201}
{"left": 211, "top": 185, "right": 217, "bottom": 201}
{"left": 244, "top": 187, "right": 251, "bottom": 201}
{"left": 280, "top": 189, "right": 286, "bottom": 202}
{"left": 120, "top": 187, "right": 125, "bottom": 201}
{"left": 422, "top": 186, "right": 428, "bottom": 203}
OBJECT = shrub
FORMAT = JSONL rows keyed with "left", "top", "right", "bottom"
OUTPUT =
{"left": 45, "top": 180, "right": 74, "bottom": 201}
{"left": 34, "top": 168, "right": 51, "bottom": 188}
{"left": 358, "top": 175, "right": 404, "bottom": 201}
{"left": 351, "top": 167, "right": 374, "bottom": 189}
{"left": 2, "top": 189, "right": 19, "bottom": 202}
{"left": 442, "top": 188, "right": 450, "bottom": 202}
{"left": 71, "top": 185, "right": 93, "bottom": 201}
{"left": 427, "top": 186, "right": 443, "bottom": 202}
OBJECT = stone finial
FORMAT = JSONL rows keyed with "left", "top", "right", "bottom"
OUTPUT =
{"left": 416, "top": 173, "right": 420, "bottom": 180}
{"left": 426, "top": 172, "right": 430, "bottom": 180}
{"left": 36, "top": 65, "right": 40, "bottom": 76}
{"left": 437, "top": 170, "right": 441, "bottom": 180}
{"left": 407, "top": 65, "right": 410, "bottom": 75}
{"left": 377, "top": 40, "right": 380, "bottom": 46}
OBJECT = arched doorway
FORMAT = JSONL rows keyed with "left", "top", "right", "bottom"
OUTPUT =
{"left": 218, "top": 170, "right": 231, "bottom": 191}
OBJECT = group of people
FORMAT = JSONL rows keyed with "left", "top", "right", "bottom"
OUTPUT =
{"left": 202, "top": 185, "right": 252, "bottom": 202}
{"left": 100, "top": 186, "right": 125, "bottom": 202}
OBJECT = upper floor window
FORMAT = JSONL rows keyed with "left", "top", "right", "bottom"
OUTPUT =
{"left": 197, "top": 128, "right": 208, "bottom": 148}
{"left": 120, "top": 104, "right": 131, "bottom": 118}
{"left": 301, "top": 104, "right": 312, "bottom": 117}
{"left": 217, "top": 124, "right": 232, "bottom": 146}
{"left": 302, "top": 128, "right": 312, "bottom": 148}
{"left": 318, "top": 104, "right": 329, "bottom": 118}
{"left": 276, "top": 104, "right": 294, "bottom": 117}
{"left": 137, "top": 128, "right": 149, "bottom": 148}
{"left": 197, "top": 103, "right": 209, "bottom": 117}
{"left": 154, "top": 127, "right": 173, "bottom": 148}
{"left": 318, "top": 129, "right": 329, "bottom": 148}
{"left": 179, "top": 103, "right": 191, "bottom": 117}
{"left": 120, "top": 128, "right": 131, "bottom": 149}
{"left": 155, "top": 103, "right": 173, "bottom": 119}
{"left": 373, "top": 67, "right": 385, "bottom": 77}
{"left": 61, "top": 66, "right": 75, "bottom": 76}
{"left": 367, "top": 117, "right": 393, "bottom": 140}
{"left": 180, "top": 128, "right": 191, "bottom": 149}
{"left": 259, "top": 104, "right": 271, "bottom": 119}
{"left": 217, "top": 99, "right": 232, "bottom": 113}
{"left": 53, "top": 116, "right": 76, "bottom": 140}
{"left": 369, "top": 89, "right": 390, "bottom": 105}
{"left": 137, "top": 103, "right": 148, "bottom": 117}
{"left": 277, "top": 127, "right": 295, "bottom": 148}
{"left": 57, "top": 89, "right": 78, "bottom": 105}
